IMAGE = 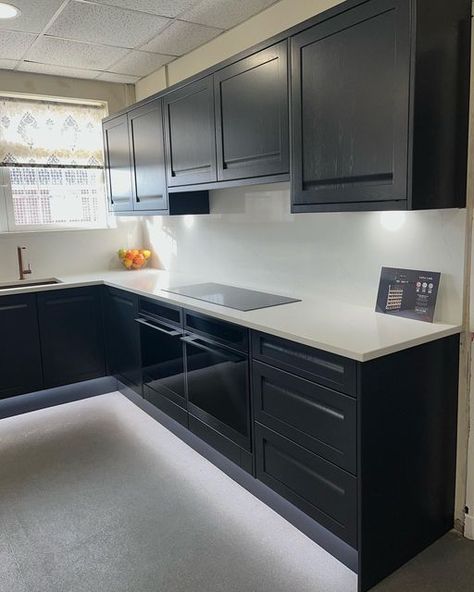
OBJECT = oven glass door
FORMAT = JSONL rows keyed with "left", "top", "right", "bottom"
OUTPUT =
{"left": 138, "top": 316, "right": 185, "bottom": 406}
{"left": 183, "top": 334, "right": 250, "bottom": 450}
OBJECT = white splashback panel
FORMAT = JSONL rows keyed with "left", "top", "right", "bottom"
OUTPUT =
{"left": 0, "top": 218, "right": 143, "bottom": 281}
{"left": 144, "top": 183, "right": 466, "bottom": 325}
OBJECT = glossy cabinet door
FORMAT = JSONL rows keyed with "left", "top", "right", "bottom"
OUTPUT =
{"left": 291, "top": 0, "right": 410, "bottom": 211}
{"left": 0, "top": 294, "right": 43, "bottom": 399}
{"left": 38, "top": 287, "right": 105, "bottom": 388}
{"left": 163, "top": 76, "right": 217, "bottom": 186}
{"left": 103, "top": 114, "right": 134, "bottom": 212}
{"left": 103, "top": 287, "right": 141, "bottom": 392}
{"left": 129, "top": 101, "right": 168, "bottom": 212}
{"left": 215, "top": 41, "right": 289, "bottom": 181}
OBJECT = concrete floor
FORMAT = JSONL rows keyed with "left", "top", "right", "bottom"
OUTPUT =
{"left": 0, "top": 393, "right": 472, "bottom": 592}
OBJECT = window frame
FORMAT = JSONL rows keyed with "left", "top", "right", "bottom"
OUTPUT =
{"left": 0, "top": 94, "right": 111, "bottom": 234}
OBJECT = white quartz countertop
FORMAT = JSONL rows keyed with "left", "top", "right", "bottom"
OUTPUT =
{"left": 0, "top": 269, "right": 461, "bottom": 362}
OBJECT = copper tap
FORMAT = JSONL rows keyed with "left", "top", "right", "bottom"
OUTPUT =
{"left": 17, "top": 246, "right": 32, "bottom": 281}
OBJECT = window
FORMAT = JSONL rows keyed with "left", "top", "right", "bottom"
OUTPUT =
{"left": 0, "top": 95, "right": 108, "bottom": 231}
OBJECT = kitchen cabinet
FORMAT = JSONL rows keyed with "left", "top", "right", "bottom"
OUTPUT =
{"left": 290, "top": 0, "right": 470, "bottom": 212}
{"left": 103, "top": 286, "right": 141, "bottom": 393}
{"left": 38, "top": 287, "right": 105, "bottom": 388}
{"left": 214, "top": 41, "right": 289, "bottom": 181}
{"left": 251, "top": 330, "right": 459, "bottom": 592}
{"left": 0, "top": 294, "right": 43, "bottom": 399}
{"left": 138, "top": 298, "right": 186, "bottom": 426}
{"left": 103, "top": 101, "right": 209, "bottom": 215}
{"left": 163, "top": 76, "right": 217, "bottom": 187}
{"left": 129, "top": 101, "right": 167, "bottom": 212}
{"left": 103, "top": 114, "right": 133, "bottom": 213}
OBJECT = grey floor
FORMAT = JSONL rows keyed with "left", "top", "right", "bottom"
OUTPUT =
{"left": 0, "top": 393, "right": 472, "bottom": 592}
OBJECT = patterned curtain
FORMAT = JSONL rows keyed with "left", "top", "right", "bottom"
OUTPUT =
{"left": 0, "top": 96, "right": 107, "bottom": 167}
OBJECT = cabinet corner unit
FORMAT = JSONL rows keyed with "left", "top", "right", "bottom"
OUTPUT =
{"left": 102, "top": 101, "right": 210, "bottom": 217}
{"left": 290, "top": 0, "right": 471, "bottom": 212}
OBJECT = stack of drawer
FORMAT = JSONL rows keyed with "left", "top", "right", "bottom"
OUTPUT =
{"left": 251, "top": 331, "right": 358, "bottom": 548}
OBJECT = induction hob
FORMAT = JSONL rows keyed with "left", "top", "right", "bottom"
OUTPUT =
{"left": 163, "top": 282, "right": 301, "bottom": 311}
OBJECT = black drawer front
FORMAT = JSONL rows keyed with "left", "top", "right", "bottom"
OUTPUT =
{"left": 139, "top": 297, "right": 182, "bottom": 327}
{"left": 185, "top": 310, "right": 248, "bottom": 352}
{"left": 255, "top": 423, "right": 357, "bottom": 547}
{"left": 253, "top": 361, "right": 356, "bottom": 473}
{"left": 252, "top": 332, "right": 356, "bottom": 396}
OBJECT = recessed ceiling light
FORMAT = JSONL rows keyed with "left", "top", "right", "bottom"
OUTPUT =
{"left": 0, "top": 3, "right": 20, "bottom": 19}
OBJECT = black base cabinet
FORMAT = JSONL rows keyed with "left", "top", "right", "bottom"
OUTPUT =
{"left": 0, "top": 294, "right": 43, "bottom": 399}
{"left": 251, "top": 331, "right": 460, "bottom": 592}
{"left": 38, "top": 287, "right": 105, "bottom": 388}
{"left": 103, "top": 287, "right": 141, "bottom": 393}
{"left": 0, "top": 285, "right": 461, "bottom": 592}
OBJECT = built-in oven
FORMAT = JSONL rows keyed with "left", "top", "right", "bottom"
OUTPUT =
{"left": 182, "top": 311, "right": 252, "bottom": 472}
{"left": 136, "top": 298, "right": 187, "bottom": 426}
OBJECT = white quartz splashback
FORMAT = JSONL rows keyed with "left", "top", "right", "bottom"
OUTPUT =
{"left": 143, "top": 183, "right": 466, "bottom": 325}
{"left": 0, "top": 218, "right": 143, "bottom": 281}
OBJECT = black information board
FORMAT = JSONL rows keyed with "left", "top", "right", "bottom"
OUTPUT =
{"left": 375, "top": 267, "right": 441, "bottom": 323}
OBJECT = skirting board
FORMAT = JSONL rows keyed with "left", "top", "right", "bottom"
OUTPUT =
{"left": 465, "top": 514, "right": 474, "bottom": 540}
{"left": 118, "top": 381, "right": 358, "bottom": 574}
{"left": 0, "top": 376, "right": 118, "bottom": 420}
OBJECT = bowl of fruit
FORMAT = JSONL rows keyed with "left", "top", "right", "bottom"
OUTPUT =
{"left": 118, "top": 248, "right": 152, "bottom": 270}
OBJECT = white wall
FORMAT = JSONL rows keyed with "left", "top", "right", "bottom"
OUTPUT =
{"left": 0, "top": 218, "right": 143, "bottom": 280}
{"left": 143, "top": 184, "right": 466, "bottom": 325}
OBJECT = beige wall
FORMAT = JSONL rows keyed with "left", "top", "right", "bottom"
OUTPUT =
{"left": 135, "top": 0, "right": 342, "bottom": 100}
{"left": 0, "top": 69, "right": 135, "bottom": 115}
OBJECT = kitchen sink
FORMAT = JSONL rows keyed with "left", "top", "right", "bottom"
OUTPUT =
{"left": 0, "top": 278, "right": 62, "bottom": 291}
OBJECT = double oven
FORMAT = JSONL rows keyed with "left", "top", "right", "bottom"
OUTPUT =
{"left": 137, "top": 297, "right": 252, "bottom": 471}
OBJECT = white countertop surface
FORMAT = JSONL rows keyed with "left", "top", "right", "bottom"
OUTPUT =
{"left": 0, "top": 269, "right": 461, "bottom": 362}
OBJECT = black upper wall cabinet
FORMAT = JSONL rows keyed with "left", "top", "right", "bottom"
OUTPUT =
{"left": 103, "top": 114, "right": 134, "bottom": 213}
{"left": 291, "top": 0, "right": 470, "bottom": 212}
{"left": 129, "top": 102, "right": 168, "bottom": 212}
{"left": 102, "top": 0, "right": 470, "bottom": 214}
{"left": 214, "top": 41, "right": 289, "bottom": 181}
{"left": 163, "top": 76, "right": 217, "bottom": 187}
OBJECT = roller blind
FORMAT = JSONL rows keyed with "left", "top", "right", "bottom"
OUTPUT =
{"left": 0, "top": 96, "right": 107, "bottom": 168}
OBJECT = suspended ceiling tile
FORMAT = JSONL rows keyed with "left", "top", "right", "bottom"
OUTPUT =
{"left": 140, "top": 20, "right": 222, "bottom": 56}
{"left": 109, "top": 50, "right": 175, "bottom": 77}
{"left": 18, "top": 61, "right": 100, "bottom": 80}
{"left": 180, "top": 0, "right": 279, "bottom": 29}
{"left": 26, "top": 36, "right": 129, "bottom": 71}
{"left": 46, "top": 1, "right": 171, "bottom": 49}
{"left": 92, "top": 0, "right": 201, "bottom": 18}
{"left": 96, "top": 71, "right": 140, "bottom": 84}
{"left": 0, "top": 0, "right": 65, "bottom": 33}
{"left": 0, "top": 30, "right": 36, "bottom": 60}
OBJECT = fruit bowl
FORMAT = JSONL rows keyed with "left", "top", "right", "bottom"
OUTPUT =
{"left": 118, "top": 249, "right": 151, "bottom": 270}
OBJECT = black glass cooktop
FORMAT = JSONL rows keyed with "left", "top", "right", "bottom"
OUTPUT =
{"left": 163, "top": 282, "right": 301, "bottom": 311}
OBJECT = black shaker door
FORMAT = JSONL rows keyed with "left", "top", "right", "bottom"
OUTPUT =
{"left": 291, "top": 0, "right": 410, "bottom": 210}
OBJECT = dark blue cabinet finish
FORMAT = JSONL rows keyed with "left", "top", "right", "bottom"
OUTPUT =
{"left": 214, "top": 41, "right": 289, "bottom": 181}
{"left": 0, "top": 294, "right": 43, "bottom": 399}
{"left": 290, "top": 0, "right": 470, "bottom": 212}
{"left": 38, "top": 287, "right": 105, "bottom": 388}
{"left": 163, "top": 77, "right": 217, "bottom": 187}
{"left": 103, "top": 114, "right": 134, "bottom": 213}
{"left": 103, "top": 286, "right": 141, "bottom": 393}
{"left": 252, "top": 360, "right": 357, "bottom": 473}
{"left": 138, "top": 298, "right": 186, "bottom": 425}
{"left": 129, "top": 101, "right": 168, "bottom": 212}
